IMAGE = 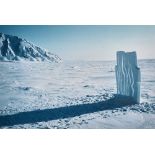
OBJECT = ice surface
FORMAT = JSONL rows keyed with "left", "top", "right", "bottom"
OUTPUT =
{"left": 115, "top": 51, "right": 141, "bottom": 103}
{"left": 0, "top": 33, "right": 61, "bottom": 62}
{"left": 0, "top": 60, "right": 155, "bottom": 128}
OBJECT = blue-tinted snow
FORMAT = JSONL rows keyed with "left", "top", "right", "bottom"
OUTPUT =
{"left": 0, "top": 60, "right": 155, "bottom": 128}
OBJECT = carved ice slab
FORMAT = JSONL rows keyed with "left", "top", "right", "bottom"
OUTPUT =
{"left": 115, "top": 51, "right": 141, "bottom": 103}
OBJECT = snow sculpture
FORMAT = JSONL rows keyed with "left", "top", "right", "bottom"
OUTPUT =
{"left": 115, "top": 51, "right": 141, "bottom": 103}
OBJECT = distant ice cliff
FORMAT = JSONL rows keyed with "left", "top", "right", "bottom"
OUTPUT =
{"left": 0, "top": 33, "right": 61, "bottom": 62}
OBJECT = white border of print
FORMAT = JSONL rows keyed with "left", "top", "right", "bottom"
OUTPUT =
{"left": 0, "top": 0, "right": 155, "bottom": 155}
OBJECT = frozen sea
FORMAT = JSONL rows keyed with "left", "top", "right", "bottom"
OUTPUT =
{"left": 0, "top": 60, "right": 155, "bottom": 128}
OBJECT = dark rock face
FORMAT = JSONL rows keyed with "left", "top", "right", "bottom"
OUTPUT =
{"left": 0, "top": 33, "right": 61, "bottom": 62}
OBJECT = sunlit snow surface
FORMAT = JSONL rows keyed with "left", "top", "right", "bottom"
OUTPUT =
{"left": 0, "top": 60, "right": 155, "bottom": 128}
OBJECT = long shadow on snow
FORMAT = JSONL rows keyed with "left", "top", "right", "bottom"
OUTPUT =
{"left": 0, "top": 95, "right": 137, "bottom": 127}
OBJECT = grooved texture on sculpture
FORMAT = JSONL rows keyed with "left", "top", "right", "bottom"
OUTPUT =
{"left": 115, "top": 51, "right": 141, "bottom": 103}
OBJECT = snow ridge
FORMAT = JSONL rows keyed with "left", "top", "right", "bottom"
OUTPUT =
{"left": 0, "top": 33, "right": 61, "bottom": 62}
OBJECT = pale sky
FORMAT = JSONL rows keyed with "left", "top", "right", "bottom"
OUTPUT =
{"left": 0, "top": 25, "right": 155, "bottom": 60}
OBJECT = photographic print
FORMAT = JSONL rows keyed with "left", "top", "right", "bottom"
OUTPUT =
{"left": 0, "top": 25, "right": 155, "bottom": 129}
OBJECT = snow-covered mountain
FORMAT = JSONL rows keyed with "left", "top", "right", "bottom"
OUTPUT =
{"left": 0, "top": 33, "right": 61, "bottom": 62}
